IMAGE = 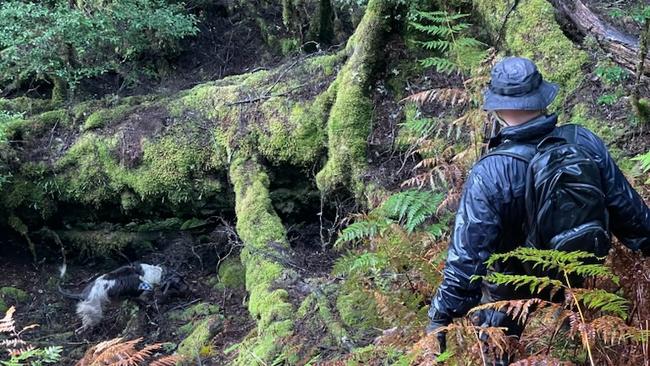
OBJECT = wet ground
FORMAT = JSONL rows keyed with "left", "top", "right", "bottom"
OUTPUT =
{"left": 0, "top": 229, "right": 253, "bottom": 365}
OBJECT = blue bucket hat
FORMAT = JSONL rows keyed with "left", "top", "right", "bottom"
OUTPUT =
{"left": 483, "top": 57, "right": 559, "bottom": 111}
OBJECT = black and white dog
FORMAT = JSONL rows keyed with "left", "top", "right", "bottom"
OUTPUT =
{"left": 58, "top": 263, "right": 189, "bottom": 333}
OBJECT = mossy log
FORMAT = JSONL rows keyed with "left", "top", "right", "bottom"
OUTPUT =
{"left": 549, "top": 0, "right": 650, "bottom": 75}
{"left": 229, "top": 154, "right": 297, "bottom": 364}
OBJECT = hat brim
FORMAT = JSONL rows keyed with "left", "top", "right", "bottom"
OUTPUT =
{"left": 483, "top": 80, "right": 559, "bottom": 111}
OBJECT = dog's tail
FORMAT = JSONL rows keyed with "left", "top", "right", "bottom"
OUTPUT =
{"left": 58, "top": 285, "right": 85, "bottom": 300}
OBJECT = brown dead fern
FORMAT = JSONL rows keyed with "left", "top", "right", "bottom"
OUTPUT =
{"left": 400, "top": 87, "right": 470, "bottom": 108}
{"left": 1, "top": 306, "right": 62, "bottom": 363}
{"left": 75, "top": 337, "right": 182, "bottom": 366}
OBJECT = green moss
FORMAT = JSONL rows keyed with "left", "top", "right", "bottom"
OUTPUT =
{"left": 0, "top": 299, "right": 6, "bottom": 313}
{"left": 0, "top": 287, "right": 29, "bottom": 303}
{"left": 568, "top": 103, "right": 625, "bottom": 146}
{"left": 1, "top": 163, "right": 57, "bottom": 220}
{"left": 57, "top": 228, "right": 153, "bottom": 257}
{"left": 83, "top": 104, "right": 134, "bottom": 131}
{"left": 130, "top": 218, "right": 183, "bottom": 232}
{"left": 230, "top": 155, "right": 295, "bottom": 364}
{"left": 316, "top": 0, "right": 392, "bottom": 196}
{"left": 280, "top": 38, "right": 299, "bottom": 56}
{"left": 336, "top": 288, "right": 383, "bottom": 339}
{"left": 128, "top": 134, "right": 218, "bottom": 203}
{"left": 169, "top": 82, "right": 240, "bottom": 120}
{"left": 0, "top": 97, "right": 54, "bottom": 116}
{"left": 2, "top": 109, "right": 69, "bottom": 141}
{"left": 635, "top": 98, "right": 650, "bottom": 124}
{"left": 177, "top": 316, "right": 222, "bottom": 362}
{"left": 307, "top": 52, "right": 346, "bottom": 76}
{"left": 218, "top": 257, "right": 246, "bottom": 288}
{"left": 257, "top": 92, "right": 332, "bottom": 165}
{"left": 56, "top": 134, "right": 121, "bottom": 205}
{"left": 56, "top": 129, "right": 222, "bottom": 207}
{"left": 170, "top": 302, "right": 220, "bottom": 323}
{"left": 344, "top": 345, "right": 402, "bottom": 366}
{"left": 474, "top": 0, "right": 588, "bottom": 109}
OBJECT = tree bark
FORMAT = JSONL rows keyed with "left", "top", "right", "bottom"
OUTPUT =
{"left": 549, "top": 0, "right": 650, "bottom": 75}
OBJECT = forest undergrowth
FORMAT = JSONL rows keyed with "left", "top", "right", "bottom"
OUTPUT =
{"left": 1, "top": 0, "right": 649, "bottom": 365}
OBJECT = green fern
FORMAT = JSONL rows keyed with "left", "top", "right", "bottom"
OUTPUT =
{"left": 410, "top": 10, "right": 485, "bottom": 73}
{"left": 381, "top": 189, "right": 444, "bottom": 233}
{"left": 335, "top": 218, "right": 392, "bottom": 248}
{"left": 479, "top": 272, "right": 564, "bottom": 294}
{"left": 569, "top": 289, "right": 629, "bottom": 320}
{"left": 485, "top": 248, "right": 617, "bottom": 283}
{"left": 481, "top": 248, "right": 628, "bottom": 319}
{"left": 632, "top": 150, "right": 650, "bottom": 172}
{"left": 400, "top": 112, "right": 437, "bottom": 139}
{"left": 333, "top": 252, "right": 389, "bottom": 277}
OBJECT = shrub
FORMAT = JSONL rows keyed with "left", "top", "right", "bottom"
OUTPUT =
{"left": 0, "top": 0, "right": 198, "bottom": 95}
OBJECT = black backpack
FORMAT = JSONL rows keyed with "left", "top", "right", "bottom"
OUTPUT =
{"left": 484, "top": 124, "right": 610, "bottom": 256}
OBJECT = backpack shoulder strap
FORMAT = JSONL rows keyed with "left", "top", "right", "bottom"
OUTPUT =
{"left": 480, "top": 140, "right": 536, "bottom": 163}
{"left": 481, "top": 124, "right": 579, "bottom": 163}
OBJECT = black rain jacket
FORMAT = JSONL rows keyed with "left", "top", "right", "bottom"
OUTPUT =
{"left": 428, "top": 114, "right": 650, "bottom": 322}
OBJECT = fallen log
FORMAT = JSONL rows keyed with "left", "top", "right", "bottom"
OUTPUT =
{"left": 549, "top": 0, "right": 650, "bottom": 75}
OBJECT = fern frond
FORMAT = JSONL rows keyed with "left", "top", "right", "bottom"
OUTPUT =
{"left": 571, "top": 264, "right": 619, "bottom": 284}
{"left": 454, "top": 37, "right": 485, "bottom": 49}
{"left": 485, "top": 248, "right": 605, "bottom": 276}
{"left": 469, "top": 298, "right": 560, "bottom": 324}
{"left": 413, "top": 157, "right": 438, "bottom": 170}
{"left": 567, "top": 289, "right": 629, "bottom": 319}
{"left": 412, "top": 10, "right": 470, "bottom": 23}
{"left": 399, "top": 114, "right": 436, "bottom": 137}
{"left": 632, "top": 150, "right": 650, "bottom": 172}
{"left": 0, "top": 306, "right": 16, "bottom": 333}
{"left": 76, "top": 337, "right": 173, "bottom": 366}
{"left": 400, "top": 172, "right": 436, "bottom": 190}
{"left": 334, "top": 218, "right": 391, "bottom": 248}
{"left": 401, "top": 88, "right": 469, "bottom": 108}
{"left": 590, "top": 316, "right": 650, "bottom": 345}
{"left": 419, "top": 57, "right": 456, "bottom": 74}
{"left": 348, "top": 252, "right": 389, "bottom": 275}
{"left": 381, "top": 190, "right": 444, "bottom": 233}
{"left": 409, "top": 22, "right": 455, "bottom": 37}
{"left": 481, "top": 272, "right": 564, "bottom": 294}
{"left": 415, "top": 39, "right": 453, "bottom": 51}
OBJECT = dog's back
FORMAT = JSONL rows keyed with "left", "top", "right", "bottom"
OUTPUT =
{"left": 71, "top": 263, "right": 164, "bottom": 332}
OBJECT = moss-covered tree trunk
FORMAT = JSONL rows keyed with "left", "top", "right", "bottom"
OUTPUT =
{"left": 229, "top": 154, "right": 297, "bottom": 364}
{"left": 315, "top": 0, "right": 395, "bottom": 197}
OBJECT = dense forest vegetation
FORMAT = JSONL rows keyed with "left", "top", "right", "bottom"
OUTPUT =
{"left": 0, "top": 0, "right": 648, "bottom": 365}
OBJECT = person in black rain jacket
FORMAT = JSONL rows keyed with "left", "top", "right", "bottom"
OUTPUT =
{"left": 426, "top": 57, "right": 650, "bottom": 360}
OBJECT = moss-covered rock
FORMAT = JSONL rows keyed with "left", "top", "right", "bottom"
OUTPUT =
{"left": 57, "top": 227, "right": 155, "bottom": 257}
{"left": 473, "top": 0, "right": 589, "bottom": 109}
{"left": 0, "top": 97, "right": 55, "bottom": 116}
{"left": 217, "top": 257, "right": 246, "bottom": 288}
{"left": 177, "top": 315, "right": 223, "bottom": 363}
{"left": 82, "top": 104, "right": 135, "bottom": 131}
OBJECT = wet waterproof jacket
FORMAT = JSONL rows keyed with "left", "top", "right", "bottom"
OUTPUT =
{"left": 428, "top": 114, "right": 650, "bottom": 323}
